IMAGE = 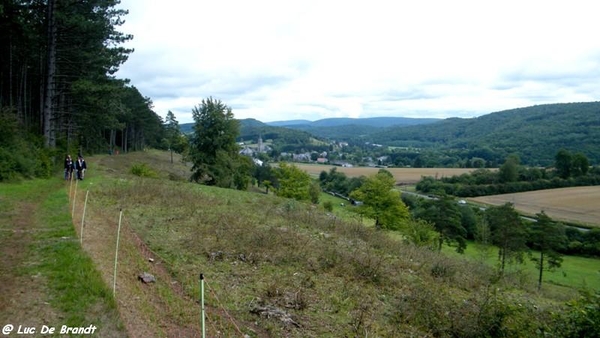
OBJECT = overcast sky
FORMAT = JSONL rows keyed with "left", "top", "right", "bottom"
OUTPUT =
{"left": 115, "top": 0, "right": 600, "bottom": 124}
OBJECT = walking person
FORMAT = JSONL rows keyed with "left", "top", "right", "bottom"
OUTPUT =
{"left": 64, "top": 155, "right": 74, "bottom": 180}
{"left": 75, "top": 155, "right": 87, "bottom": 180}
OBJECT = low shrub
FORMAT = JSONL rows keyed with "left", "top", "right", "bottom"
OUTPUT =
{"left": 130, "top": 163, "right": 158, "bottom": 178}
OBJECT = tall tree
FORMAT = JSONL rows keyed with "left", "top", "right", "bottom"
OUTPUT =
{"left": 485, "top": 203, "right": 528, "bottom": 273}
{"left": 416, "top": 196, "right": 467, "bottom": 253}
{"left": 0, "top": 0, "right": 134, "bottom": 151}
{"left": 571, "top": 152, "right": 590, "bottom": 177}
{"left": 529, "top": 211, "right": 566, "bottom": 290}
{"left": 190, "top": 97, "right": 250, "bottom": 189}
{"left": 164, "top": 110, "right": 180, "bottom": 163}
{"left": 555, "top": 149, "right": 573, "bottom": 179}
{"left": 43, "top": 0, "right": 57, "bottom": 147}
{"left": 498, "top": 154, "right": 520, "bottom": 183}
{"left": 349, "top": 169, "right": 410, "bottom": 230}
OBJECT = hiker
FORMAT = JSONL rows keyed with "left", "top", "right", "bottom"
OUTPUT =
{"left": 75, "top": 155, "right": 87, "bottom": 180}
{"left": 64, "top": 155, "right": 74, "bottom": 180}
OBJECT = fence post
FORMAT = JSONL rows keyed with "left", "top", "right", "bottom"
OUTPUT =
{"left": 80, "top": 189, "right": 89, "bottom": 244}
{"left": 200, "top": 273, "right": 205, "bottom": 338}
{"left": 69, "top": 172, "right": 74, "bottom": 201}
{"left": 71, "top": 179, "right": 78, "bottom": 217}
{"left": 113, "top": 209, "right": 123, "bottom": 296}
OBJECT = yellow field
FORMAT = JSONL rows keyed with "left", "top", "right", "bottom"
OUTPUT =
{"left": 294, "top": 163, "right": 478, "bottom": 184}
{"left": 471, "top": 186, "right": 600, "bottom": 227}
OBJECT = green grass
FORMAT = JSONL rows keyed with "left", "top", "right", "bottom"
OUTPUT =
{"left": 35, "top": 184, "right": 116, "bottom": 324}
{"left": 443, "top": 240, "right": 600, "bottom": 291}
{"left": 0, "top": 179, "right": 124, "bottom": 333}
{"left": 319, "top": 192, "right": 375, "bottom": 226}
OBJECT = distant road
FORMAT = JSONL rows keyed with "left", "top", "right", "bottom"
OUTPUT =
{"left": 400, "top": 190, "right": 436, "bottom": 200}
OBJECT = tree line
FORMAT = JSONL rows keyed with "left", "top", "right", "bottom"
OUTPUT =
{"left": 369, "top": 102, "right": 600, "bottom": 166}
{"left": 416, "top": 150, "right": 600, "bottom": 198}
{"left": 325, "top": 168, "right": 600, "bottom": 290}
{"left": 1, "top": 0, "right": 165, "bottom": 180}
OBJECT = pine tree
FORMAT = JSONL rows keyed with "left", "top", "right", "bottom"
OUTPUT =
{"left": 416, "top": 196, "right": 467, "bottom": 253}
{"left": 485, "top": 203, "right": 528, "bottom": 274}
{"left": 164, "top": 110, "right": 180, "bottom": 163}
{"left": 529, "top": 211, "right": 566, "bottom": 290}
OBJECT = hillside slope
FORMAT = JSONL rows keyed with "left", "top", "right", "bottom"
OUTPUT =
{"left": 69, "top": 150, "right": 589, "bottom": 337}
{"left": 371, "top": 102, "right": 600, "bottom": 165}
{"left": 181, "top": 119, "right": 327, "bottom": 151}
{"left": 270, "top": 116, "right": 440, "bottom": 139}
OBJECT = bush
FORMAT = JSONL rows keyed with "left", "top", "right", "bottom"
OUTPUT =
{"left": 553, "top": 290, "right": 600, "bottom": 337}
{"left": 323, "top": 201, "right": 333, "bottom": 212}
{"left": 430, "top": 258, "right": 456, "bottom": 279}
{"left": 130, "top": 163, "right": 158, "bottom": 178}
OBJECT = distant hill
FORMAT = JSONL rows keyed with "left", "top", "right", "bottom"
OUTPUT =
{"left": 267, "top": 116, "right": 440, "bottom": 128}
{"left": 267, "top": 116, "right": 440, "bottom": 139}
{"left": 180, "top": 119, "right": 323, "bottom": 151}
{"left": 368, "top": 102, "right": 600, "bottom": 166}
{"left": 238, "top": 119, "right": 329, "bottom": 152}
{"left": 181, "top": 116, "right": 439, "bottom": 145}
{"left": 178, "top": 103, "right": 600, "bottom": 166}
{"left": 180, "top": 123, "right": 194, "bottom": 134}
{"left": 267, "top": 119, "right": 312, "bottom": 126}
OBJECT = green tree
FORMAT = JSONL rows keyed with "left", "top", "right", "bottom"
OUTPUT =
{"left": 459, "top": 205, "right": 479, "bottom": 240}
{"left": 555, "top": 149, "right": 573, "bottom": 179}
{"left": 164, "top": 110, "right": 180, "bottom": 163}
{"left": 571, "top": 152, "right": 590, "bottom": 177}
{"left": 190, "top": 98, "right": 250, "bottom": 189}
{"left": 232, "top": 155, "right": 253, "bottom": 190}
{"left": 275, "top": 162, "right": 312, "bottom": 201}
{"left": 403, "top": 218, "right": 439, "bottom": 249}
{"left": 498, "top": 154, "right": 520, "bottom": 183}
{"left": 263, "top": 180, "right": 273, "bottom": 194}
{"left": 349, "top": 170, "right": 410, "bottom": 230}
{"left": 416, "top": 196, "right": 467, "bottom": 253}
{"left": 529, "top": 211, "right": 566, "bottom": 290}
{"left": 309, "top": 181, "right": 322, "bottom": 204}
{"left": 0, "top": 0, "right": 133, "bottom": 151}
{"left": 254, "top": 163, "right": 276, "bottom": 188}
{"left": 485, "top": 203, "right": 528, "bottom": 274}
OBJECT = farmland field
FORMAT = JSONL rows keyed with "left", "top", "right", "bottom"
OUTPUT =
{"left": 471, "top": 186, "right": 600, "bottom": 227}
{"left": 294, "top": 163, "right": 478, "bottom": 184}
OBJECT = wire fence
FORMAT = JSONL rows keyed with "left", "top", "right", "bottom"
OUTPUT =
{"left": 67, "top": 180, "right": 248, "bottom": 337}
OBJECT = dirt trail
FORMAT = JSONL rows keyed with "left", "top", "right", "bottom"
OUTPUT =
{"left": 0, "top": 192, "right": 62, "bottom": 330}
{"left": 71, "top": 188, "right": 202, "bottom": 337}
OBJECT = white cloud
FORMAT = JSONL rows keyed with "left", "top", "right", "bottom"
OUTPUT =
{"left": 116, "top": 0, "right": 600, "bottom": 123}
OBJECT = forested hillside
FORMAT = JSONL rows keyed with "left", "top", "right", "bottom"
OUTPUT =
{"left": 369, "top": 102, "right": 600, "bottom": 166}
{"left": 1, "top": 0, "right": 166, "bottom": 180}
{"left": 182, "top": 118, "right": 330, "bottom": 153}
{"left": 271, "top": 116, "right": 440, "bottom": 139}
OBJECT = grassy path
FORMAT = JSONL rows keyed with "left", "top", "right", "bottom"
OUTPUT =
{"left": 0, "top": 179, "right": 124, "bottom": 337}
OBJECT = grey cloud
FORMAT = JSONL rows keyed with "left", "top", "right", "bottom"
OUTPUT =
{"left": 132, "top": 72, "right": 293, "bottom": 106}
